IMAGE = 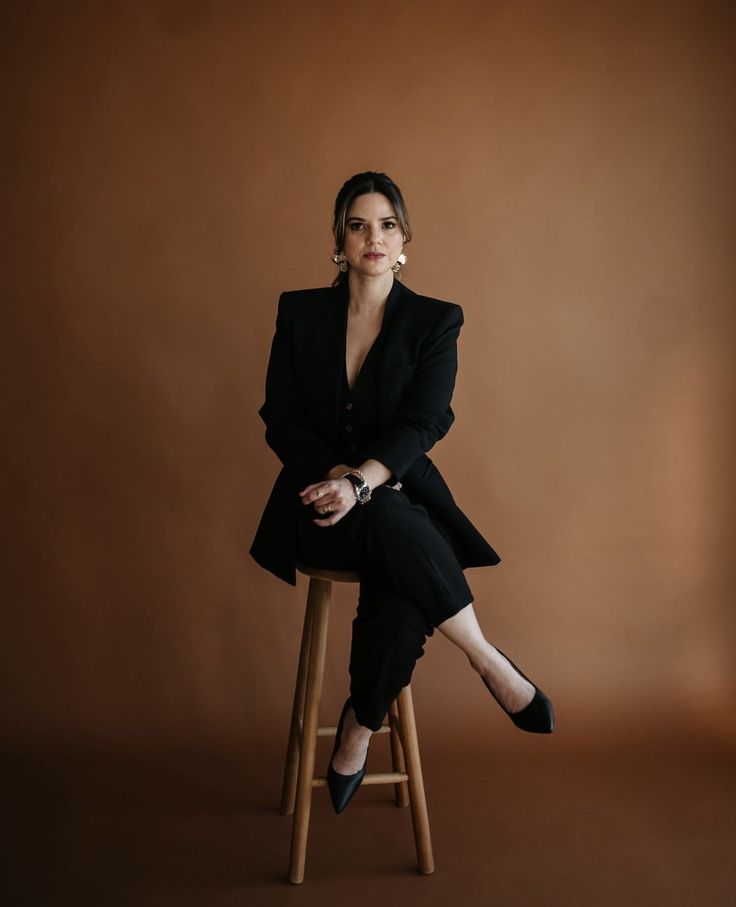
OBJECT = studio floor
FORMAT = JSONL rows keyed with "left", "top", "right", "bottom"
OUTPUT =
{"left": 4, "top": 713, "right": 736, "bottom": 907}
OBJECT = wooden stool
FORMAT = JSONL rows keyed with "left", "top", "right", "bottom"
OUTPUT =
{"left": 280, "top": 563, "right": 435, "bottom": 884}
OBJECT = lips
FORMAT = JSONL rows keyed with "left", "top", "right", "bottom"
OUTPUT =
{"left": 364, "top": 253, "right": 385, "bottom": 259}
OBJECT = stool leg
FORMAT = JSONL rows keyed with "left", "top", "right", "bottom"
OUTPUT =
{"left": 397, "top": 685, "right": 435, "bottom": 875}
{"left": 388, "top": 699, "right": 409, "bottom": 807}
{"left": 289, "top": 578, "right": 331, "bottom": 885}
{"left": 280, "top": 594, "right": 315, "bottom": 816}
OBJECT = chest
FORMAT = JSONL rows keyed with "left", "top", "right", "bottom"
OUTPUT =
{"left": 344, "top": 310, "right": 384, "bottom": 391}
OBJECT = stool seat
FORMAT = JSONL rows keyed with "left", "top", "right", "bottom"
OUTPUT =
{"left": 295, "top": 562, "right": 360, "bottom": 583}
{"left": 280, "top": 563, "right": 434, "bottom": 884}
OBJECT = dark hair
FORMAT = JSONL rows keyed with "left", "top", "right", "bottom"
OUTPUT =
{"left": 331, "top": 171, "right": 412, "bottom": 286}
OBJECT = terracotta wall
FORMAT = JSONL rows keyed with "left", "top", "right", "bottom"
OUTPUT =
{"left": 3, "top": 1, "right": 735, "bottom": 754}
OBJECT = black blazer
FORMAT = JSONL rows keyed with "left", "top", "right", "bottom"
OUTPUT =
{"left": 249, "top": 276, "right": 501, "bottom": 585}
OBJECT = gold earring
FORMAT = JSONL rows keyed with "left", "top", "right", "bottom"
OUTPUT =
{"left": 332, "top": 252, "right": 348, "bottom": 272}
{"left": 391, "top": 252, "right": 407, "bottom": 273}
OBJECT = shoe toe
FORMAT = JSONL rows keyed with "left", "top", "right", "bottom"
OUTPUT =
{"left": 327, "top": 763, "right": 367, "bottom": 813}
{"left": 511, "top": 690, "right": 555, "bottom": 734}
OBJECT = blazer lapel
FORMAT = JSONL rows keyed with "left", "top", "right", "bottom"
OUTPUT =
{"left": 301, "top": 283, "right": 347, "bottom": 437}
{"left": 375, "top": 276, "right": 406, "bottom": 369}
{"left": 304, "top": 277, "right": 409, "bottom": 442}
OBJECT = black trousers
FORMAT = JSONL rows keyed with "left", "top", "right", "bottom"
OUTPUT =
{"left": 296, "top": 485, "right": 473, "bottom": 732}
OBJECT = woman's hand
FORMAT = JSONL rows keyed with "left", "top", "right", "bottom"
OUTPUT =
{"left": 299, "top": 476, "right": 357, "bottom": 527}
{"left": 299, "top": 460, "right": 402, "bottom": 527}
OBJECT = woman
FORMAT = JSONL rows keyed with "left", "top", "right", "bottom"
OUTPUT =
{"left": 250, "top": 171, "right": 554, "bottom": 814}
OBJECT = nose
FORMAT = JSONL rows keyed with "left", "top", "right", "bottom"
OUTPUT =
{"left": 366, "top": 223, "right": 383, "bottom": 245}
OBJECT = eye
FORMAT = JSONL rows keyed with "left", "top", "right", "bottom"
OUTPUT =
{"left": 383, "top": 221, "right": 396, "bottom": 229}
{"left": 348, "top": 222, "right": 365, "bottom": 231}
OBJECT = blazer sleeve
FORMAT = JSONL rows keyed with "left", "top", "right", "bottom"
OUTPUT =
{"left": 362, "top": 303, "right": 464, "bottom": 481}
{"left": 257, "top": 293, "right": 340, "bottom": 478}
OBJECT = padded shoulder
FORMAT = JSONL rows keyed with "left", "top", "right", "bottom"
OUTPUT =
{"left": 396, "top": 286, "right": 464, "bottom": 334}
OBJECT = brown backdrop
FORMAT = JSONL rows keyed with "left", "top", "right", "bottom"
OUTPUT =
{"left": 3, "top": 2, "right": 735, "bottom": 904}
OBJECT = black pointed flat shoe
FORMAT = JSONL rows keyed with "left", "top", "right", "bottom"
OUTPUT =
{"left": 326, "top": 698, "right": 368, "bottom": 814}
{"left": 482, "top": 647, "right": 555, "bottom": 734}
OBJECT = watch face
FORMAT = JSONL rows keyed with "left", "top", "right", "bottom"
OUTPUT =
{"left": 343, "top": 472, "right": 371, "bottom": 503}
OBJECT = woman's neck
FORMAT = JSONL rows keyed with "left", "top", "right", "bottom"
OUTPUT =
{"left": 347, "top": 271, "right": 394, "bottom": 316}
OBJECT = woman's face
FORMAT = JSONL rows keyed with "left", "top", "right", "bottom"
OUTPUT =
{"left": 341, "top": 192, "right": 406, "bottom": 278}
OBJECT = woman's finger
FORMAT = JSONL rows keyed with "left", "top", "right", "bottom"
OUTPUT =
{"left": 301, "top": 475, "right": 351, "bottom": 497}
{"left": 299, "top": 482, "right": 325, "bottom": 498}
{"left": 312, "top": 499, "right": 335, "bottom": 515}
{"left": 312, "top": 492, "right": 356, "bottom": 525}
{"left": 303, "top": 481, "right": 352, "bottom": 507}
{"left": 313, "top": 509, "right": 344, "bottom": 527}
{"left": 300, "top": 486, "right": 331, "bottom": 505}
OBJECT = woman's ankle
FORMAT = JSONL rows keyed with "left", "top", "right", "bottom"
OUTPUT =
{"left": 467, "top": 642, "right": 497, "bottom": 677}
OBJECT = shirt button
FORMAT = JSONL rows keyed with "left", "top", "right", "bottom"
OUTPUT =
{"left": 345, "top": 402, "right": 353, "bottom": 410}
{"left": 345, "top": 425, "right": 353, "bottom": 432}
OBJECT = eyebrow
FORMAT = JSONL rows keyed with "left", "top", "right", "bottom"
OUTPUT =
{"left": 346, "top": 216, "right": 397, "bottom": 222}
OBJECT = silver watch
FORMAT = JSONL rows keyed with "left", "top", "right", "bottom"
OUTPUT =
{"left": 341, "top": 471, "right": 371, "bottom": 504}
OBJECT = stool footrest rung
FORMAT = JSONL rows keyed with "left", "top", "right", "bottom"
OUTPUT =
{"left": 312, "top": 771, "right": 409, "bottom": 787}
{"left": 314, "top": 723, "right": 391, "bottom": 737}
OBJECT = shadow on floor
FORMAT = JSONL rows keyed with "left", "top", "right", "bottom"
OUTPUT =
{"left": 3, "top": 719, "right": 735, "bottom": 907}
